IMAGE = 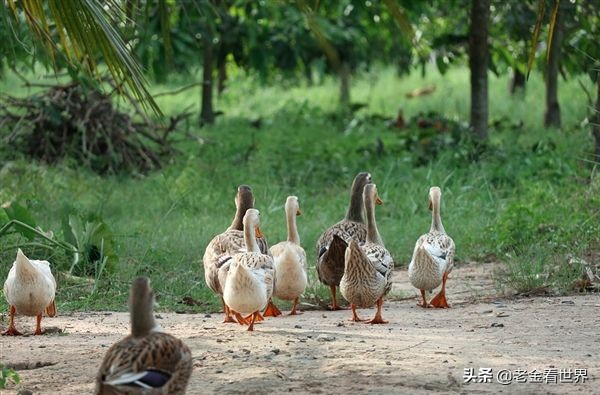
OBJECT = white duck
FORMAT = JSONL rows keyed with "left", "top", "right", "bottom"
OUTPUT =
{"left": 408, "top": 186, "right": 455, "bottom": 308}
{"left": 340, "top": 183, "right": 393, "bottom": 324}
{"left": 270, "top": 196, "right": 307, "bottom": 315}
{"left": 203, "top": 185, "right": 269, "bottom": 323}
{"left": 95, "top": 277, "right": 192, "bottom": 394}
{"left": 3, "top": 248, "right": 57, "bottom": 336}
{"left": 223, "top": 209, "right": 275, "bottom": 331}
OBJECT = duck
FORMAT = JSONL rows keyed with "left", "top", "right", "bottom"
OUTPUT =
{"left": 223, "top": 209, "right": 275, "bottom": 331}
{"left": 316, "top": 172, "right": 372, "bottom": 310}
{"left": 3, "top": 248, "right": 57, "bottom": 336}
{"left": 95, "top": 277, "right": 192, "bottom": 394}
{"left": 203, "top": 185, "right": 270, "bottom": 323}
{"left": 408, "top": 186, "right": 455, "bottom": 308}
{"left": 340, "top": 183, "right": 393, "bottom": 324}
{"left": 270, "top": 196, "right": 307, "bottom": 315}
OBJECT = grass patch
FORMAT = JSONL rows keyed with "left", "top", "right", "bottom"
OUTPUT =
{"left": 0, "top": 66, "right": 598, "bottom": 314}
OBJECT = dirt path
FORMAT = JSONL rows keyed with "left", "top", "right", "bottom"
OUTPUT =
{"left": 2, "top": 263, "right": 598, "bottom": 394}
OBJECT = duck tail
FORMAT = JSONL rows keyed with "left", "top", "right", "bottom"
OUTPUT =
{"left": 45, "top": 299, "right": 57, "bottom": 317}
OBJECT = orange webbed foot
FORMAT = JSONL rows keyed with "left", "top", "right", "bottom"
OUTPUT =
{"left": 234, "top": 312, "right": 249, "bottom": 325}
{"left": 223, "top": 315, "right": 237, "bottom": 323}
{"left": 429, "top": 292, "right": 450, "bottom": 308}
{"left": 366, "top": 317, "right": 388, "bottom": 324}
{"left": 2, "top": 327, "right": 23, "bottom": 336}
{"left": 263, "top": 300, "right": 282, "bottom": 317}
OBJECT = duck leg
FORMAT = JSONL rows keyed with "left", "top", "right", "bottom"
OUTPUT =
{"left": 289, "top": 297, "right": 303, "bottom": 315}
{"left": 417, "top": 289, "right": 432, "bottom": 308}
{"left": 263, "top": 298, "right": 282, "bottom": 317}
{"left": 233, "top": 312, "right": 249, "bottom": 325}
{"left": 328, "top": 285, "right": 347, "bottom": 310}
{"left": 245, "top": 312, "right": 264, "bottom": 322}
{"left": 33, "top": 313, "right": 45, "bottom": 335}
{"left": 2, "top": 305, "right": 22, "bottom": 336}
{"left": 430, "top": 272, "right": 450, "bottom": 308}
{"left": 247, "top": 312, "right": 259, "bottom": 332}
{"left": 349, "top": 304, "right": 366, "bottom": 322}
{"left": 222, "top": 301, "right": 237, "bottom": 323}
{"left": 366, "top": 298, "right": 388, "bottom": 324}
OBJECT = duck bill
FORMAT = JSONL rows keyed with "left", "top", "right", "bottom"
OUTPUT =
{"left": 296, "top": 209, "right": 302, "bottom": 216}
{"left": 255, "top": 227, "right": 264, "bottom": 238}
{"left": 375, "top": 196, "right": 384, "bottom": 205}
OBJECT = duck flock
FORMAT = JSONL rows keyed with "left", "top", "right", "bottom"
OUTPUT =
{"left": 2, "top": 172, "right": 455, "bottom": 394}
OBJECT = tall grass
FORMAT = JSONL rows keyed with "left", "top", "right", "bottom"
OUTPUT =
{"left": 0, "top": 65, "right": 597, "bottom": 312}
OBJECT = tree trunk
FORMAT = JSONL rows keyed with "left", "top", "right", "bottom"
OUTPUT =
{"left": 339, "top": 61, "right": 350, "bottom": 107}
{"left": 509, "top": 67, "right": 526, "bottom": 95}
{"left": 594, "top": 75, "right": 600, "bottom": 160}
{"left": 200, "top": 39, "right": 214, "bottom": 126}
{"left": 304, "top": 64, "right": 313, "bottom": 86}
{"left": 544, "top": 2, "right": 563, "bottom": 128}
{"left": 217, "top": 55, "right": 227, "bottom": 96}
{"left": 468, "top": 0, "right": 490, "bottom": 140}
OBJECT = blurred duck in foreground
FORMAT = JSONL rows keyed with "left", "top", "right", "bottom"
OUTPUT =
{"left": 95, "top": 277, "right": 192, "bottom": 394}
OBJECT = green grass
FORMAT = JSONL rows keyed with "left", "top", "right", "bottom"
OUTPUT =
{"left": 0, "top": 65, "right": 598, "bottom": 314}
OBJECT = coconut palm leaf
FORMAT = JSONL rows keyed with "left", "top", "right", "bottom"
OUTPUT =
{"left": 6, "top": 0, "right": 160, "bottom": 115}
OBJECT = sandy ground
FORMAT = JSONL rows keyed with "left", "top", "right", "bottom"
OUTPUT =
{"left": 1, "top": 263, "right": 599, "bottom": 395}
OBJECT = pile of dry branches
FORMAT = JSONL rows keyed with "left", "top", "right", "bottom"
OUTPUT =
{"left": 0, "top": 81, "right": 186, "bottom": 173}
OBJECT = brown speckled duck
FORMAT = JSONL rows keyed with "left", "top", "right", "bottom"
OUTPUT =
{"left": 408, "top": 186, "right": 455, "bottom": 308}
{"left": 223, "top": 209, "right": 275, "bottom": 331}
{"left": 203, "top": 185, "right": 269, "bottom": 323}
{"left": 340, "top": 184, "right": 393, "bottom": 324}
{"left": 270, "top": 196, "right": 307, "bottom": 315}
{"left": 95, "top": 277, "right": 192, "bottom": 394}
{"left": 3, "top": 249, "right": 57, "bottom": 336}
{"left": 316, "top": 172, "right": 372, "bottom": 310}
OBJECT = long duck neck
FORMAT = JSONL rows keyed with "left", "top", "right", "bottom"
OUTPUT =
{"left": 244, "top": 222, "right": 260, "bottom": 253}
{"left": 430, "top": 194, "right": 445, "bottom": 233}
{"left": 346, "top": 185, "right": 365, "bottom": 223}
{"left": 365, "top": 194, "right": 384, "bottom": 246}
{"left": 286, "top": 206, "right": 300, "bottom": 245}
{"left": 130, "top": 289, "right": 157, "bottom": 338}
{"left": 230, "top": 199, "right": 253, "bottom": 231}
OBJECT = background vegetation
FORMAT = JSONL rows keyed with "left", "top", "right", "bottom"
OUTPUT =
{"left": 0, "top": 0, "right": 598, "bottom": 313}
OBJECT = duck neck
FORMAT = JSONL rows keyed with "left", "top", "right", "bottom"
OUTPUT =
{"left": 244, "top": 224, "right": 260, "bottom": 253}
{"left": 130, "top": 301, "right": 156, "bottom": 338}
{"left": 286, "top": 208, "right": 300, "bottom": 245}
{"left": 346, "top": 186, "right": 364, "bottom": 223}
{"left": 365, "top": 196, "right": 384, "bottom": 246}
{"left": 230, "top": 200, "right": 252, "bottom": 231}
{"left": 430, "top": 197, "right": 445, "bottom": 233}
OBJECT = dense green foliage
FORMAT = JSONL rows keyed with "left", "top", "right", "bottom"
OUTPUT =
{"left": 0, "top": 66, "right": 597, "bottom": 312}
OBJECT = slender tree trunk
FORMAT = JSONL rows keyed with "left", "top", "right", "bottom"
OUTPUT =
{"left": 509, "top": 66, "right": 526, "bottom": 95}
{"left": 469, "top": 0, "right": 490, "bottom": 140}
{"left": 339, "top": 61, "right": 350, "bottom": 107}
{"left": 594, "top": 75, "right": 600, "bottom": 160}
{"left": 217, "top": 55, "right": 227, "bottom": 96}
{"left": 544, "top": 4, "right": 563, "bottom": 128}
{"left": 200, "top": 39, "right": 214, "bottom": 126}
{"left": 305, "top": 64, "right": 313, "bottom": 86}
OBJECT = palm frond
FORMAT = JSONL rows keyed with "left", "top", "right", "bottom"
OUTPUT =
{"left": 9, "top": 0, "right": 161, "bottom": 115}
{"left": 546, "top": 0, "right": 560, "bottom": 62}
{"left": 526, "top": 0, "right": 546, "bottom": 80}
